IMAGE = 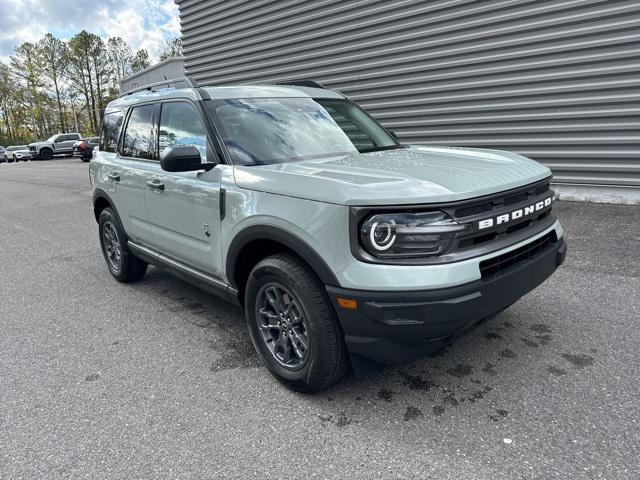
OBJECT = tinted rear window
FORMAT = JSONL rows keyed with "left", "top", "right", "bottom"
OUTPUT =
{"left": 122, "top": 105, "right": 155, "bottom": 159}
{"left": 100, "top": 111, "right": 124, "bottom": 153}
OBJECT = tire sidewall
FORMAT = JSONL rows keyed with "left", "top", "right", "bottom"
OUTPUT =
{"left": 245, "top": 258, "right": 340, "bottom": 387}
{"left": 98, "top": 208, "right": 128, "bottom": 280}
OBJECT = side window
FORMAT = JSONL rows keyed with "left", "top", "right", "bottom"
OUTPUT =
{"left": 158, "top": 102, "right": 207, "bottom": 162}
{"left": 122, "top": 105, "right": 155, "bottom": 159}
{"left": 100, "top": 111, "right": 124, "bottom": 153}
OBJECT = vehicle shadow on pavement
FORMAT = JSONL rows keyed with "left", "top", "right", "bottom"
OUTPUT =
{"left": 133, "top": 262, "right": 598, "bottom": 429}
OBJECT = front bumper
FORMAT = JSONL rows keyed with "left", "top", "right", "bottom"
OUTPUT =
{"left": 327, "top": 236, "right": 566, "bottom": 368}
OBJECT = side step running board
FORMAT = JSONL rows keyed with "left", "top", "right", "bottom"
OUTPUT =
{"left": 128, "top": 241, "right": 240, "bottom": 306}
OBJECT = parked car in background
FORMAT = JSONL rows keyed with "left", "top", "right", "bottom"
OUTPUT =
{"left": 0, "top": 146, "right": 5, "bottom": 162}
{"left": 73, "top": 137, "right": 100, "bottom": 162}
{"left": 5, "top": 146, "right": 31, "bottom": 162}
{"left": 29, "top": 133, "right": 82, "bottom": 160}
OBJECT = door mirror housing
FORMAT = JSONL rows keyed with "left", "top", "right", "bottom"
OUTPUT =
{"left": 160, "top": 144, "right": 215, "bottom": 172}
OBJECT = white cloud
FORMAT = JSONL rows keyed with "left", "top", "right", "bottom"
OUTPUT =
{"left": 0, "top": 0, "right": 180, "bottom": 62}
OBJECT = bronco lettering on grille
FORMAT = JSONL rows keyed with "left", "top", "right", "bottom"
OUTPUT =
{"left": 478, "top": 197, "right": 552, "bottom": 230}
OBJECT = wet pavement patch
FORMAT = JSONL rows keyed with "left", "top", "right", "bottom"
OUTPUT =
{"left": 84, "top": 373, "right": 99, "bottom": 382}
{"left": 377, "top": 388, "right": 394, "bottom": 402}
{"left": 536, "top": 334, "right": 552, "bottom": 345}
{"left": 521, "top": 337, "right": 539, "bottom": 348}
{"left": 500, "top": 349, "right": 517, "bottom": 358}
{"left": 482, "top": 362, "right": 497, "bottom": 376}
{"left": 561, "top": 353, "right": 594, "bottom": 369}
{"left": 443, "top": 394, "right": 460, "bottom": 407}
{"left": 400, "top": 372, "right": 437, "bottom": 391}
{"left": 530, "top": 323, "right": 552, "bottom": 333}
{"left": 432, "top": 405, "right": 445, "bottom": 416}
{"left": 210, "top": 339, "right": 261, "bottom": 371}
{"left": 446, "top": 364, "right": 473, "bottom": 378}
{"left": 547, "top": 365, "right": 567, "bottom": 376}
{"left": 483, "top": 331, "right": 503, "bottom": 340}
{"left": 404, "top": 406, "right": 423, "bottom": 421}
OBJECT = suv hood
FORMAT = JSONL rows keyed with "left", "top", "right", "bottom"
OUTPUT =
{"left": 233, "top": 146, "right": 551, "bottom": 206}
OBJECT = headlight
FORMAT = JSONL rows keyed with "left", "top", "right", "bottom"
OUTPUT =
{"left": 359, "top": 211, "right": 468, "bottom": 258}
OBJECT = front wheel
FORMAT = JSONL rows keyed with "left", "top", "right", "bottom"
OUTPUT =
{"left": 40, "top": 148, "right": 53, "bottom": 160}
{"left": 245, "top": 253, "right": 348, "bottom": 392}
{"left": 98, "top": 208, "right": 147, "bottom": 283}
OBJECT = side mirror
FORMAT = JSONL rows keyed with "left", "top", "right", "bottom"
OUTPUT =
{"left": 160, "top": 144, "right": 214, "bottom": 172}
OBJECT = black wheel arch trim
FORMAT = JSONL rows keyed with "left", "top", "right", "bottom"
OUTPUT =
{"left": 226, "top": 225, "right": 341, "bottom": 289}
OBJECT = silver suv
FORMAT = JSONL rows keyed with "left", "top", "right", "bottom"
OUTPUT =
{"left": 90, "top": 81, "right": 566, "bottom": 391}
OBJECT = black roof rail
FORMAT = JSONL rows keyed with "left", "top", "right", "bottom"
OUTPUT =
{"left": 120, "top": 76, "right": 199, "bottom": 97}
{"left": 278, "top": 80, "right": 327, "bottom": 89}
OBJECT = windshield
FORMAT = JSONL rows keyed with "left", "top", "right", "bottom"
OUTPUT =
{"left": 46, "top": 135, "right": 58, "bottom": 142}
{"left": 208, "top": 98, "right": 399, "bottom": 165}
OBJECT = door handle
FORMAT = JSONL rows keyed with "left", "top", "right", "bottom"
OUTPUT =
{"left": 107, "top": 172, "right": 120, "bottom": 181}
{"left": 146, "top": 180, "right": 165, "bottom": 191}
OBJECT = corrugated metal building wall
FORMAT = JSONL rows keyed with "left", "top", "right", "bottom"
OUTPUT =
{"left": 176, "top": 0, "right": 640, "bottom": 199}
{"left": 120, "top": 57, "right": 185, "bottom": 94}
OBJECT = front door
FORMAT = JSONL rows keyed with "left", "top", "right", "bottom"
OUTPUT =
{"left": 142, "top": 101, "right": 222, "bottom": 277}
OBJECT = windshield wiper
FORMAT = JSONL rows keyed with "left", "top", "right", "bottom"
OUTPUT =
{"left": 359, "top": 144, "right": 407, "bottom": 153}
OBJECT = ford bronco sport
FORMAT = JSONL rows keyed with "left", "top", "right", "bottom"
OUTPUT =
{"left": 90, "top": 81, "right": 566, "bottom": 392}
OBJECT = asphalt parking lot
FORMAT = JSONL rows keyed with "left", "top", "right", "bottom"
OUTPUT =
{"left": 1, "top": 158, "right": 638, "bottom": 479}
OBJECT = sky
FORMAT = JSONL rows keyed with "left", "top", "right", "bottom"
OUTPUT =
{"left": 0, "top": 0, "right": 180, "bottom": 63}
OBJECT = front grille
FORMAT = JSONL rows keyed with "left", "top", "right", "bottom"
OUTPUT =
{"left": 479, "top": 231, "right": 556, "bottom": 279}
{"left": 452, "top": 180, "right": 553, "bottom": 250}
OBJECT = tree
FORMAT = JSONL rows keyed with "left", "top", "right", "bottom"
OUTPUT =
{"left": 38, "top": 33, "right": 68, "bottom": 131}
{"left": 158, "top": 37, "right": 182, "bottom": 61}
{"left": 107, "top": 37, "right": 133, "bottom": 86}
{"left": 10, "top": 42, "right": 49, "bottom": 137}
{"left": 131, "top": 49, "right": 151, "bottom": 73}
{"left": 68, "top": 31, "right": 109, "bottom": 132}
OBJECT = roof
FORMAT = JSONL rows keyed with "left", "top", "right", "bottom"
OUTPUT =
{"left": 105, "top": 84, "right": 345, "bottom": 114}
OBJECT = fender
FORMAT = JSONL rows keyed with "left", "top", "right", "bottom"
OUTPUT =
{"left": 92, "top": 188, "right": 125, "bottom": 228}
{"left": 226, "top": 225, "right": 341, "bottom": 289}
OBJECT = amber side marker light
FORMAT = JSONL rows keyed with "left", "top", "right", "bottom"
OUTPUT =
{"left": 337, "top": 297, "right": 358, "bottom": 310}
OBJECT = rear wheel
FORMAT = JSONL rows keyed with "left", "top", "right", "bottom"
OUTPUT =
{"left": 98, "top": 208, "right": 147, "bottom": 283}
{"left": 245, "top": 253, "right": 348, "bottom": 392}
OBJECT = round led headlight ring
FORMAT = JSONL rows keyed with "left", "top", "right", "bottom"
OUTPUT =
{"left": 369, "top": 220, "right": 396, "bottom": 251}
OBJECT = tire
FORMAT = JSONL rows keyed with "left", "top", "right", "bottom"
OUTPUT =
{"left": 245, "top": 253, "right": 348, "bottom": 392}
{"left": 40, "top": 148, "right": 53, "bottom": 160}
{"left": 98, "top": 207, "right": 147, "bottom": 283}
{"left": 82, "top": 157, "right": 90, "bottom": 163}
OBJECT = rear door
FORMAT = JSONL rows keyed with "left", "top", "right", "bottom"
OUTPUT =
{"left": 109, "top": 103, "right": 158, "bottom": 243}
{"left": 57, "top": 134, "right": 79, "bottom": 153}
{"left": 142, "top": 100, "right": 222, "bottom": 276}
